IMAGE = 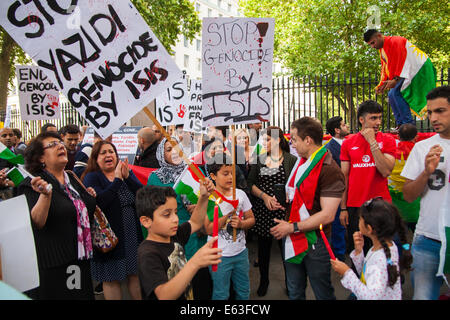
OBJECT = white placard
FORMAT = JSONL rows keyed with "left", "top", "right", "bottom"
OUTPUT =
{"left": 16, "top": 65, "right": 60, "bottom": 121}
{"left": 156, "top": 75, "right": 189, "bottom": 126}
{"left": 202, "top": 18, "right": 274, "bottom": 127}
{"left": 0, "top": 195, "right": 39, "bottom": 292}
{"left": 183, "top": 79, "right": 204, "bottom": 133}
{"left": 0, "top": 0, "right": 181, "bottom": 139}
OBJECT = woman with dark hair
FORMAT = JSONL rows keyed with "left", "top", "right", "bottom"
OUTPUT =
{"left": 247, "top": 126, "right": 297, "bottom": 296}
{"left": 82, "top": 141, "right": 143, "bottom": 300}
{"left": 18, "top": 132, "right": 97, "bottom": 300}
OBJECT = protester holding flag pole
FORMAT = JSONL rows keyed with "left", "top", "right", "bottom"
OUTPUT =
{"left": 270, "top": 117, "right": 345, "bottom": 300}
{"left": 401, "top": 86, "right": 450, "bottom": 299}
{"left": 148, "top": 136, "right": 215, "bottom": 299}
{"left": 17, "top": 132, "right": 97, "bottom": 300}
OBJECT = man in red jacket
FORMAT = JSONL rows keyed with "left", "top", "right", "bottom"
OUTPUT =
{"left": 364, "top": 29, "right": 415, "bottom": 128}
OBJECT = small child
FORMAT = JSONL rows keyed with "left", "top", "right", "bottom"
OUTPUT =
{"left": 136, "top": 183, "right": 222, "bottom": 300}
{"left": 204, "top": 152, "right": 255, "bottom": 300}
{"left": 331, "top": 197, "right": 412, "bottom": 300}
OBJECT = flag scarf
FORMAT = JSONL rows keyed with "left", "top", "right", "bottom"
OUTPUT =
{"left": 437, "top": 164, "right": 450, "bottom": 286}
{"left": 173, "top": 164, "right": 239, "bottom": 221}
{"left": 0, "top": 142, "right": 24, "bottom": 165}
{"left": 284, "top": 146, "right": 327, "bottom": 264}
{"left": 376, "top": 36, "right": 436, "bottom": 118}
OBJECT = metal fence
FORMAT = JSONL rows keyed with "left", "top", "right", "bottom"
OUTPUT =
{"left": 1, "top": 68, "right": 449, "bottom": 141}
{"left": 272, "top": 68, "right": 449, "bottom": 134}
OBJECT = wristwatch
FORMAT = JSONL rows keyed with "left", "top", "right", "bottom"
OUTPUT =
{"left": 293, "top": 222, "right": 300, "bottom": 234}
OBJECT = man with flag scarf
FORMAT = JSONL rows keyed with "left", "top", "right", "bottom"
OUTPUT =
{"left": 402, "top": 86, "right": 450, "bottom": 300}
{"left": 364, "top": 29, "right": 436, "bottom": 128}
{"left": 270, "top": 117, "right": 345, "bottom": 300}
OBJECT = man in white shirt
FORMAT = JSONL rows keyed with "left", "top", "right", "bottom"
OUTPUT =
{"left": 402, "top": 85, "right": 450, "bottom": 300}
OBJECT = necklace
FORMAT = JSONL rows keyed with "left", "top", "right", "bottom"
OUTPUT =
{"left": 269, "top": 153, "right": 283, "bottom": 162}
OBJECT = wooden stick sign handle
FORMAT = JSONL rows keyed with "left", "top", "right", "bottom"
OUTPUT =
{"left": 231, "top": 125, "right": 237, "bottom": 242}
{"left": 142, "top": 107, "right": 220, "bottom": 199}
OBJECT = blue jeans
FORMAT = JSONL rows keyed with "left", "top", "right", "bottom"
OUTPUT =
{"left": 411, "top": 234, "right": 444, "bottom": 300}
{"left": 210, "top": 248, "right": 250, "bottom": 300}
{"left": 331, "top": 208, "right": 346, "bottom": 258}
{"left": 388, "top": 78, "right": 415, "bottom": 126}
{"left": 284, "top": 237, "right": 336, "bottom": 300}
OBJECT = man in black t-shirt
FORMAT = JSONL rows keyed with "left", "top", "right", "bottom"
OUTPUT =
{"left": 136, "top": 184, "right": 221, "bottom": 300}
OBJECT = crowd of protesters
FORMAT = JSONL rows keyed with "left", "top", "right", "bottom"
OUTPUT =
{"left": 0, "top": 85, "right": 449, "bottom": 301}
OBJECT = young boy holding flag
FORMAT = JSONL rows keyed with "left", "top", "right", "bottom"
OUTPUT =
{"left": 270, "top": 117, "right": 345, "bottom": 300}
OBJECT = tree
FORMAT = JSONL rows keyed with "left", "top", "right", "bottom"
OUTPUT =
{"left": 0, "top": 0, "right": 201, "bottom": 113}
{"left": 240, "top": 0, "right": 449, "bottom": 129}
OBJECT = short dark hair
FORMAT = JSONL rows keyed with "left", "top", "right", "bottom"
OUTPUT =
{"left": 291, "top": 117, "right": 323, "bottom": 145}
{"left": 41, "top": 123, "right": 56, "bottom": 133}
{"left": 24, "top": 132, "right": 63, "bottom": 175}
{"left": 426, "top": 85, "right": 450, "bottom": 103}
{"left": 398, "top": 123, "right": 417, "bottom": 142}
{"left": 364, "top": 29, "right": 379, "bottom": 42}
{"left": 325, "top": 116, "right": 343, "bottom": 137}
{"left": 357, "top": 100, "right": 383, "bottom": 126}
{"left": 59, "top": 124, "right": 80, "bottom": 136}
{"left": 136, "top": 186, "right": 177, "bottom": 219}
{"left": 12, "top": 128, "right": 22, "bottom": 139}
{"left": 215, "top": 126, "right": 228, "bottom": 140}
{"left": 207, "top": 152, "right": 232, "bottom": 176}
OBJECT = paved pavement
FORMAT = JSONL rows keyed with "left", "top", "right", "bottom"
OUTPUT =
{"left": 95, "top": 233, "right": 449, "bottom": 300}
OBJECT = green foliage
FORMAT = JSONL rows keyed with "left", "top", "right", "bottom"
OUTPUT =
{"left": 240, "top": 0, "right": 449, "bottom": 77}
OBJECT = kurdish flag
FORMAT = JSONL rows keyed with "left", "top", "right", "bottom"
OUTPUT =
{"left": 377, "top": 37, "right": 436, "bottom": 118}
{"left": 284, "top": 146, "right": 327, "bottom": 263}
{"left": 437, "top": 165, "right": 450, "bottom": 285}
{"left": 173, "top": 164, "right": 238, "bottom": 221}
{"left": 0, "top": 142, "right": 24, "bottom": 165}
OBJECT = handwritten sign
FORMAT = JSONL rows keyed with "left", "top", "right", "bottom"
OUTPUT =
{"left": 0, "top": 0, "right": 180, "bottom": 138}
{"left": 183, "top": 79, "right": 204, "bottom": 133}
{"left": 15, "top": 65, "right": 60, "bottom": 121}
{"left": 202, "top": 18, "right": 274, "bottom": 127}
{"left": 156, "top": 75, "right": 189, "bottom": 126}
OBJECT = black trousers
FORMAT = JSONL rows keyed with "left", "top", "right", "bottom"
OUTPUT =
{"left": 257, "top": 235, "right": 285, "bottom": 284}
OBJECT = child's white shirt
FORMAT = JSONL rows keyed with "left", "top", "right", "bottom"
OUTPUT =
{"left": 341, "top": 243, "right": 402, "bottom": 300}
{"left": 208, "top": 189, "right": 252, "bottom": 257}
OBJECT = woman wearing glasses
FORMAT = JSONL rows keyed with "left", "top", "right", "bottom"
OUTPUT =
{"left": 18, "top": 132, "right": 97, "bottom": 300}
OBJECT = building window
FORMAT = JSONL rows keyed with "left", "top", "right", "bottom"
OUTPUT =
{"left": 228, "top": 4, "right": 232, "bottom": 12}
{"left": 208, "top": 8, "right": 212, "bottom": 17}
{"left": 195, "top": 3, "right": 200, "bottom": 12}
{"left": 196, "top": 39, "right": 201, "bottom": 51}
{"left": 217, "top": 0, "right": 222, "bottom": 9}
{"left": 184, "top": 36, "right": 189, "bottom": 48}
{"left": 197, "top": 58, "right": 201, "bottom": 71}
{"left": 184, "top": 54, "right": 189, "bottom": 68}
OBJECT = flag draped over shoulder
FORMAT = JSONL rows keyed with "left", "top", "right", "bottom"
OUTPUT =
{"left": 173, "top": 164, "right": 238, "bottom": 221}
{"left": 284, "top": 146, "right": 327, "bottom": 264}
{"left": 437, "top": 164, "right": 450, "bottom": 285}
{"left": 0, "top": 142, "right": 24, "bottom": 165}
{"left": 377, "top": 36, "right": 436, "bottom": 119}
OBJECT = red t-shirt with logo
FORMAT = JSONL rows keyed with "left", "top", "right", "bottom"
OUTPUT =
{"left": 340, "top": 132, "right": 396, "bottom": 207}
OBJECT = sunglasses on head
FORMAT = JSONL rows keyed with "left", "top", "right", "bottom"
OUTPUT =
{"left": 363, "top": 196, "right": 383, "bottom": 211}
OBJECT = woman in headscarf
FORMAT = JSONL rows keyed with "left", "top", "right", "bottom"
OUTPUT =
{"left": 147, "top": 137, "right": 214, "bottom": 299}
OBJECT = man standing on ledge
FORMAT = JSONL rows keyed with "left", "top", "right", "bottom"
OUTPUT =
{"left": 364, "top": 29, "right": 436, "bottom": 129}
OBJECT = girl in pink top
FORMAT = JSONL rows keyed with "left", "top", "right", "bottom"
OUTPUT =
{"left": 331, "top": 198, "right": 412, "bottom": 300}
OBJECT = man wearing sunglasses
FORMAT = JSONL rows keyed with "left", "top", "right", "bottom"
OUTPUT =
{"left": 402, "top": 86, "right": 450, "bottom": 300}
{"left": 340, "top": 101, "right": 396, "bottom": 255}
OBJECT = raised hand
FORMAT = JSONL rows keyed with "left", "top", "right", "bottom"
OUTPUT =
{"left": 425, "top": 144, "right": 443, "bottom": 175}
{"left": 353, "top": 231, "right": 364, "bottom": 255}
{"left": 30, "top": 176, "right": 52, "bottom": 196}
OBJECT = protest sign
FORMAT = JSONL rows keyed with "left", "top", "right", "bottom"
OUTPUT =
{"left": 0, "top": 195, "right": 39, "bottom": 292}
{"left": 156, "top": 74, "right": 189, "bottom": 126}
{"left": 0, "top": 0, "right": 180, "bottom": 138}
{"left": 202, "top": 18, "right": 274, "bottom": 127}
{"left": 82, "top": 126, "right": 140, "bottom": 164}
{"left": 183, "top": 79, "right": 205, "bottom": 133}
{"left": 15, "top": 65, "right": 60, "bottom": 121}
